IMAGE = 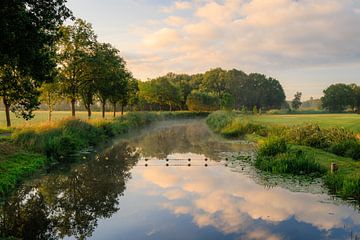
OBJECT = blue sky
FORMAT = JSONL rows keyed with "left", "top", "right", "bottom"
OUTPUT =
{"left": 66, "top": 0, "right": 360, "bottom": 99}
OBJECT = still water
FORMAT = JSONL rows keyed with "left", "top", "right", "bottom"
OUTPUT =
{"left": 1, "top": 120, "right": 360, "bottom": 240}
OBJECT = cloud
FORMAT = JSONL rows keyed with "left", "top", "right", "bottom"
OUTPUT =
{"left": 143, "top": 28, "right": 182, "bottom": 49}
{"left": 137, "top": 165, "right": 360, "bottom": 235}
{"left": 164, "top": 16, "right": 188, "bottom": 26}
{"left": 124, "top": 0, "right": 360, "bottom": 96}
{"left": 161, "top": 1, "right": 192, "bottom": 13}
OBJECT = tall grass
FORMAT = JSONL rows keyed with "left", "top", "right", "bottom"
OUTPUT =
{"left": 255, "top": 137, "right": 325, "bottom": 176}
{"left": 206, "top": 111, "right": 267, "bottom": 137}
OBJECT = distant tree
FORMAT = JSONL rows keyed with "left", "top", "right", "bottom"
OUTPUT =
{"left": 349, "top": 84, "right": 360, "bottom": 113}
{"left": 291, "top": 92, "right": 302, "bottom": 110}
{"left": 39, "top": 81, "right": 62, "bottom": 121}
{"left": 221, "top": 93, "right": 235, "bottom": 111}
{"left": 166, "top": 73, "right": 193, "bottom": 110}
{"left": 119, "top": 78, "right": 139, "bottom": 115}
{"left": 241, "top": 106, "right": 248, "bottom": 114}
{"left": 252, "top": 106, "right": 258, "bottom": 115}
{"left": 224, "top": 69, "right": 248, "bottom": 109}
{"left": 246, "top": 73, "right": 286, "bottom": 110}
{"left": 0, "top": 0, "right": 72, "bottom": 126}
{"left": 200, "top": 68, "right": 227, "bottom": 98}
{"left": 321, "top": 84, "right": 353, "bottom": 112}
{"left": 186, "top": 91, "right": 220, "bottom": 111}
{"left": 58, "top": 19, "right": 97, "bottom": 117}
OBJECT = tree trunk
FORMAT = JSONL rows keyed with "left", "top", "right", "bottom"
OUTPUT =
{"left": 113, "top": 103, "right": 116, "bottom": 117}
{"left": 102, "top": 102, "right": 106, "bottom": 118}
{"left": 71, "top": 99, "right": 76, "bottom": 117}
{"left": 169, "top": 102, "right": 172, "bottom": 111}
{"left": 48, "top": 108, "right": 52, "bottom": 122}
{"left": 121, "top": 104, "right": 124, "bottom": 115}
{"left": 3, "top": 97, "right": 11, "bottom": 127}
{"left": 87, "top": 106, "right": 92, "bottom": 119}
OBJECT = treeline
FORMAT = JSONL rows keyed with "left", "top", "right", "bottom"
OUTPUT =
{"left": 0, "top": 1, "right": 137, "bottom": 127}
{"left": 134, "top": 69, "right": 286, "bottom": 112}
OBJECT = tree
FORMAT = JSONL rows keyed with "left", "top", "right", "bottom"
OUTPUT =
{"left": 0, "top": 66, "right": 40, "bottom": 126}
{"left": 118, "top": 78, "right": 139, "bottom": 115}
{"left": 0, "top": 0, "right": 72, "bottom": 126}
{"left": 221, "top": 93, "right": 235, "bottom": 111}
{"left": 349, "top": 84, "right": 360, "bottom": 113}
{"left": 321, "top": 84, "right": 353, "bottom": 112}
{"left": 200, "top": 68, "right": 227, "bottom": 98}
{"left": 58, "top": 19, "right": 97, "bottom": 117}
{"left": 39, "top": 81, "right": 62, "bottom": 121}
{"left": 90, "top": 43, "right": 129, "bottom": 118}
{"left": 291, "top": 92, "right": 302, "bottom": 110}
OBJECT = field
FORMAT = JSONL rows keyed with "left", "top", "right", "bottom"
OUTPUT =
{"left": 249, "top": 114, "right": 360, "bottom": 133}
{"left": 1, "top": 111, "right": 359, "bottom": 132}
{"left": 0, "top": 110, "right": 121, "bottom": 129}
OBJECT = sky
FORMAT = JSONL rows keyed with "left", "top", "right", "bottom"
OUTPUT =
{"left": 65, "top": 0, "right": 360, "bottom": 99}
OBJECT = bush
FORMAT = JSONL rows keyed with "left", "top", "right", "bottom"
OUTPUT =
{"left": 186, "top": 91, "right": 220, "bottom": 111}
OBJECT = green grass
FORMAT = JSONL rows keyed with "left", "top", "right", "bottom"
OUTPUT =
{"left": 0, "top": 153, "right": 46, "bottom": 197}
{"left": 249, "top": 114, "right": 360, "bottom": 133}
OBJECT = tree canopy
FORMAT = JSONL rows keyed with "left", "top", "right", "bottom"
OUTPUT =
{"left": 0, "top": 0, "right": 72, "bottom": 126}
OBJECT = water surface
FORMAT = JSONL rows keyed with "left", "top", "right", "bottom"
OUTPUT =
{"left": 1, "top": 120, "right": 359, "bottom": 239}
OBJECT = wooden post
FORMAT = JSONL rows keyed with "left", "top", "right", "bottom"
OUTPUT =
{"left": 330, "top": 163, "right": 338, "bottom": 173}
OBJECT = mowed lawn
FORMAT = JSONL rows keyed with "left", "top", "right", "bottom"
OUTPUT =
{"left": 249, "top": 114, "right": 360, "bottom": 133}
{"left": 0, "top": 110, "right": 120, "bottom": 129}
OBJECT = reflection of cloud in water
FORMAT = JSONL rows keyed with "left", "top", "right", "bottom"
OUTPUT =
{"left": 134, "top": 156, "right": 360, "bottom": 235}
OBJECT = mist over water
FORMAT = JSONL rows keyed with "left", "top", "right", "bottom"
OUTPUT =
{"left": 1, "top": 120, "right": 359, "bottom": 240}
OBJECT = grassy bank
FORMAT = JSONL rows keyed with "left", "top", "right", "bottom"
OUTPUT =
{"left": 206, "top": 111, "right": 360, "bottom": 201}
{"left": 0, "top": 111, "right": 208, "bottom": 197}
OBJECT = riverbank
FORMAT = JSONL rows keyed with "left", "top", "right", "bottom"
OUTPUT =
{"left": 206, "top": 111, "right": 360, "bottom": 201}
{"left": 0, "top": 111, "right": 209, "bottom": 197}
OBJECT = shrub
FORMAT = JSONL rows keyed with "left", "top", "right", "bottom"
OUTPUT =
{"left": 186, "top": 91, "right": 220, "bottom": 112}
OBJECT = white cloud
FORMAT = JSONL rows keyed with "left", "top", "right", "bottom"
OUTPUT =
{"left": 161, "top": 1, "right": 192, "bottom": 13}
{"left": 164, "top": 16, "right": 188, "bottom": 26}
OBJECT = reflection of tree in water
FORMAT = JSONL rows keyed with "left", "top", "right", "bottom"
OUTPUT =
{"left": 0, "top": 142, "right": 139, "bottom": 240}
{"left": 131, "top": 122, "right": 252, "bottom": 159}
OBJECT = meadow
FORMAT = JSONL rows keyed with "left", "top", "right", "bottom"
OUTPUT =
{"left": 0, "top": 111, "right": 116, "bottom": 129}
{"left": 249, "top": 114, "right": 360, "bottom": 133}
{"left": 1, "top": 111, "right": 359, "bottom": 132}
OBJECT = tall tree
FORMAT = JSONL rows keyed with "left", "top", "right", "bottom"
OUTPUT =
{"left": 91, "top": 43, "right": 129, "bottom": 118}
{"left": 0, "top": 0, "right": 72, "bottom": 126}
{"left": 118, "top": 78, "right": 139, "bottom": 115}
{"left": 321, "top": 84, "right": 353, "bottom": 112}
{"left": 291, "top": 92, "right": 302, "bottom": 110}
{"left": 58, "top": 19, "right": 97, "bottom": 117}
